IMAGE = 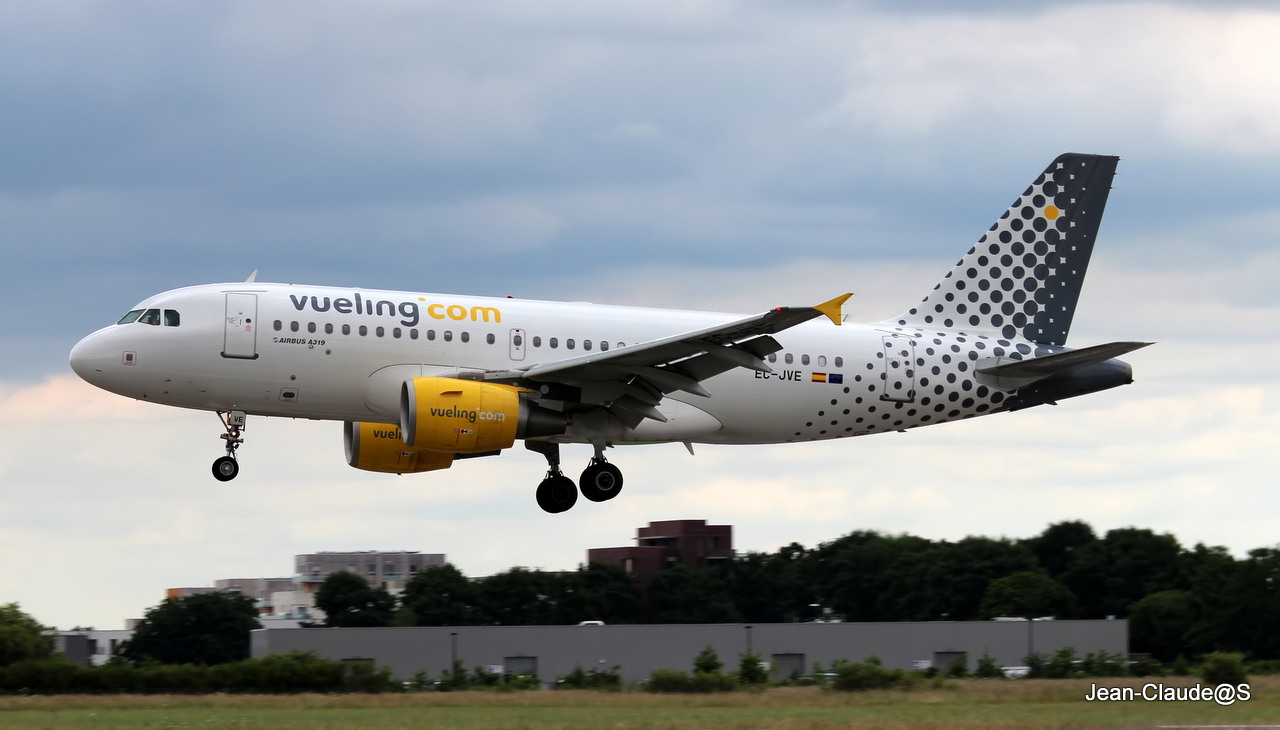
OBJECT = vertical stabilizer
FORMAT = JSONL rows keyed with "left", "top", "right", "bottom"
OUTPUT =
{"left": 891, "top": 154, "right": 1119, "bottom": 346}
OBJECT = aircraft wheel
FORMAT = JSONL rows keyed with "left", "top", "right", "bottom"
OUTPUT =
{"left": 536, "top": 475, "right": 578, "bottom": 514}
{"left": 579, "top": 461, "right": 624, "bottom": 502}
{"left": 212, "top": 456, "right": 239, "bottom": 482}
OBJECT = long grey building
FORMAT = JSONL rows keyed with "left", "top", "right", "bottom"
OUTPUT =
{"left": 252, "top": 619, "right": 1126, "bottom": 684}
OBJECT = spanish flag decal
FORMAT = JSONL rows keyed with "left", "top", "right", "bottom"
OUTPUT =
{"left": 812, "top": 373, "right": 827, "bottom": 383}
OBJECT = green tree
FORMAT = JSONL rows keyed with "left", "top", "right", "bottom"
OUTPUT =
{"left": 979, "top": 571, "right": 1077, "bottom": 619}
{"left": 645, "top": 565, "right": 741, "bottom": 623}
{"left": 400, "top": 564, "right": 476, "bottom": 626}
{"left": 122, "top": 592, "right": 261, "bottom": 665}
{"left": 1062, "top": 527, "right": 1183, "bottom": 618}
{"left": 314, "top": 571, "right": 395, "bottom": 628}
{"left": 474, "top": 567, "right": 556, "bottom": 625}
{"left": 0, "top": 603, "right": 54, "bottom": 666}
{"left": 1022, "top": 521, "right": 1097, "bottom": 577}
{"left": 693, "top": 644, "right": 723, "bottom": 674}
{"left": 1128, "top": 590, "right": 1199, "bottom": 662}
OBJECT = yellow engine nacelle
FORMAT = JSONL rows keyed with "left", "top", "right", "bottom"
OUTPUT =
{"left": 344, "top": 421, "right": 455, "bottom": 474}
{"left": 401, "top": 377, "right": 536, "bottom": 454}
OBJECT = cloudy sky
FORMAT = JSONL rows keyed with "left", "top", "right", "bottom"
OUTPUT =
{"left": 3, "top": 1, "right": 1278, "bottom": 630}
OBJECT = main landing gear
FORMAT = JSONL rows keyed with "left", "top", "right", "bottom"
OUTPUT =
{"left": 527, "top": 442, "right": 624, "bottom": 514}
{"left": 212, "top": 410, "right": 246, "bottom": 482}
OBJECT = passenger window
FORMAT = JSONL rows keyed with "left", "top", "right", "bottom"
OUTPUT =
{"left": 308, "top": 322, "right": 317, "bottom": 334}
{"left": 117, "top": 310, "right": 144, "bottom": 325}
{"left": 375, "top": 326, "right": 385, "bottom": 337}
{"left": 163, "top": 310, "right": 180, "bottom": 327}
{"left": 486, "top": 334, "right": 496, "bottom": 345}
{"left": 427, "top": 330, "right": 436, "bottom": 341}
{"left": 358, "top": 325, "right": 368, "bottom": 336}
{"left": 784, "top": 353, "right": 794, "bottom": 365}
{"left": 617, "top": 342, "right": 625, "bottom": 349}
{"left": 834, "top": 356, "right": 844, "bottom": 368}
{"left": 140, "top": 309, "right": 161, "bottom": 326}
{"left": 443, "top": 331, "right": 453, "bottom": 342}
{"left": 274, "top": 320, "right": 283, "bottom": 332}
{"left": 342, "top": 324, "right": 351, "bottom": 336}
{"left": 290, "top": 321, "right": 300, "bottom": 333}
{"left": 393, "top": 328, "right": 402, "bottom": 339}
{"left": 550, "top": 337, "right": 559, "bottom": 349}
{"left": 533, "top": 336, "right": 542, "bottom": 347}
{"left": 584, "top": 340, "right": 592, "bottom": 351}
{"left": 818, "top": 355, "right": 827, "bottom": 367}
{"left": 801, "top": 354, "right": 810, "bottom": 366}
{"left": 325, "top": 323, "right": 334, "bottom": 335}
{"left": 768, "top": 353, "right": 777, "bottom": 363}
{"left": 461, "top": 332, "right": 470, "bottom": 343}
{"left": 600, "top": 341, "right": 609, "bottom": 351}
{"left": 566, "top": 339, "right": 575, "bottom": 350}
{"left": 410, "top": 329, "right": 419, "bottom": 340}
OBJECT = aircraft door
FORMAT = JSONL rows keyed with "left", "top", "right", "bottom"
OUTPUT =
{"left": 880, "top": 335, "right": 916, "bottom": 403}
{"left": 509, "top": 328, "right": 526, "bottom": 361}
{"left": 223, "top": 293, "right": 259, "bottom": 360}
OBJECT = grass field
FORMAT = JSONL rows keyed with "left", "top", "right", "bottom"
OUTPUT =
{"left": 1, "top": 677, "right": 1277, "bottom": 729}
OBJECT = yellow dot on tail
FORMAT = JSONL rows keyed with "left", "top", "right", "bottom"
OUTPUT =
{"left": 1044, "top": 205, "right": 1060, "bottom": 220}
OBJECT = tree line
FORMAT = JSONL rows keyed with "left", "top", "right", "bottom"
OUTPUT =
{"left": 3, "top": 520, "right": 1277, "bottom": 668}
{"left": 318, "top": 520, "right": 1280, "bottom": 662}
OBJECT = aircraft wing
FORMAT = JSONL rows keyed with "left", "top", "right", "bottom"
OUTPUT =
{"left": 484, "top": 293, "right": 851, "bottom": 426}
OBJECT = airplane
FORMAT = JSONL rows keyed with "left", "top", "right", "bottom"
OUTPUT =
{"left": 70, "top": 153, "right": 1149, "bottom": 513}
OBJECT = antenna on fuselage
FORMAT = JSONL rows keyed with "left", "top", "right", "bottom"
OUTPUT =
{"left": 245, "top": 270, "right": 259, "bottom": 283}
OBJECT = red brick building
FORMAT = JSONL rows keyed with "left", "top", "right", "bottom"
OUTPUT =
{"left": 587, "top": 519, "right": 734, "bottom": 584}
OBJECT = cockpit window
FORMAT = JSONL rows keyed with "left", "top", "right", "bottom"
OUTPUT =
{"left": 139, "top": 309, "right": 162, "bottom": 326}
{"left": 117, "top": 310, "right": 144, "bottom": 325}
{"left": 164, "top": 310, "right": 180, "bottom": 327}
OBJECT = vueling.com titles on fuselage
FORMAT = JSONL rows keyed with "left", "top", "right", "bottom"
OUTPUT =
{"left": 289, "top": 293, "right": 502, "bottom": 328}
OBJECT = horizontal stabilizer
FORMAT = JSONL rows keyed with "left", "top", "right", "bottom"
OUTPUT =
{"left": 976, "top": 341, "right": 1152, "bottom": 390}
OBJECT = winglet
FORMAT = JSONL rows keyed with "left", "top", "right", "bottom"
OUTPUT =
{"left": 814, "top": 293, "right": 853, "bottom": 326}
{"left": 245, "top": 269, "right": 259, "bottom": 283}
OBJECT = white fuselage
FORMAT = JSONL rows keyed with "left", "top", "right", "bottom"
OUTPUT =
{"left": 70, "top": 282, "right": 1030, "bottom": 448}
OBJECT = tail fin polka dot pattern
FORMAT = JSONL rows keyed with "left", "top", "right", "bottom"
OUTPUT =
{"left": 891, "top": 154, "right": 1119, "bottom": 347}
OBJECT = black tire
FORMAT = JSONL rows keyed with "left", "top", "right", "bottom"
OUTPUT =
{"left": 579, "top": 462, "right": 624, "bottom": 502}
{"left": 212, "top": 456, "right": 239, "bottom": 482}
{"left": 536, "top": 475, "right": 578, "bottom": 514}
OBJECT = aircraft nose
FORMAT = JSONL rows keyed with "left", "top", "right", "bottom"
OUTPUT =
{"left": 69, "top": 332, "right": 106, "bottom": 384}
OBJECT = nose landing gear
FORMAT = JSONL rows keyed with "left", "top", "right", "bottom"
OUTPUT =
{"left": 212, "top": 410, "right": 246, "bottom": 482}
